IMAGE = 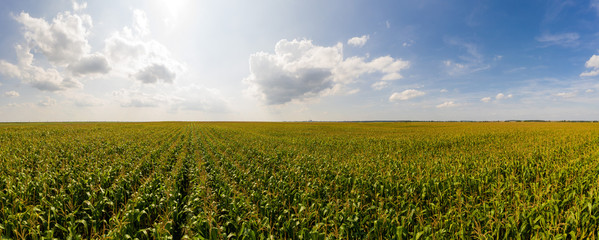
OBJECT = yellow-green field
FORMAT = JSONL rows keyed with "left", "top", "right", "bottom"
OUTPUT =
{"left": 2, "top": 122, "right": 599, "bottom": 239}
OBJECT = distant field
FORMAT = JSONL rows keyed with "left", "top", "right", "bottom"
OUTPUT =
{"left": 2, "top": 122, "right": 599, "bottom": 239}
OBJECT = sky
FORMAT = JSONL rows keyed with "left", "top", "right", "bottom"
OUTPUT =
{"left": 0, "top": 0, "right": 599, "bottom": 121}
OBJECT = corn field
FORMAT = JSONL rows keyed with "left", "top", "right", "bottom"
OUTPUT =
{"left": 2, "top": 122, "right": 599, "bottom": 239}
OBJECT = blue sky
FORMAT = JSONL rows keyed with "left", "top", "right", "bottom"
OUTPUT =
{"left": 0, "top": 0, "right": 598, "bottom": 121}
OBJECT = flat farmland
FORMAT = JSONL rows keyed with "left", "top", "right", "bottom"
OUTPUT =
{"left": 2, "top": 122, "right": 599, "bottom": 239}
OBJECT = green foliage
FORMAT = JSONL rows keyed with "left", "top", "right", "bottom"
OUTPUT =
{"left": 2, "top": 122, "right": 599, "bottom": 239}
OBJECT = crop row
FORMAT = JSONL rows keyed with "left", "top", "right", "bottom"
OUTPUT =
{"left": 2, "top": 122, "right": 599, "bottom": 239}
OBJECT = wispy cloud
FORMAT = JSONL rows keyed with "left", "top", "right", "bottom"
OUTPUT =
{"left": 544, "top": 0, "right": 576, "bottom": 23}
{"left": 536, "top": 32, "right": 580, "bottom": 47}
{"left": 443, "top": 38, "right": 490, "bottom": 75}
{"left": 555, "top": 91, "right": 577, "bottom": 98}
{"left": 592, "top": 0, "right": 599, "bottom": 15}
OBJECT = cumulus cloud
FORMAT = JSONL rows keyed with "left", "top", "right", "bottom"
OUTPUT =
{"left": 389, "top": 89, "right": 425, "bottom": 101}
{"left": 133, "top": 63, "right": 176, "bottom": 84}
{"left": 4, "top": 91, "right": 19, "bottom": 97}
{"left": 14, "top": 11, "right": 92, "bottom": 65}
{"left": 536, "top": 32, "right": 580, "bottom": 47}
{"left": 67, "top": 53, "right": 110, "bottom": 76}
{"left": 1, "top": 7, "right": 183, "bottom": 93}
{"left": 495, "top": 93, "right": 512, "bottom": 100}
{"left": 347, "top": 35, "right": 369, "bottom": 47}
{"left": 436, "top": 101, "right": 457, "bottom": 108}
{"left": 104, "top": 32, "right": 146, "bottom": 62}
{"left": 0, "top": 9, "right": 113, "bottom": 92}
{"left": 0, "top": 60, "right": 21, "bottom": 78}
{"left": 480, "top": 97, "right": 491, "bottom": 103}
{"left": 0, "top": 45, "right": 81, "bottom": 91}
{"left": 581, "top": 55, "right": 599, "bottom": 77}
{"left": 104, "top": 12, "right": 183, "bottom": 84}
{"left": 245, "top": 39, "right": 409, "bottom": 105}
{"left": 440, "top": 89, "right": 448, "bottom": 93}
{"left": 367, "top": 56, "right": 410, "bottom": 80}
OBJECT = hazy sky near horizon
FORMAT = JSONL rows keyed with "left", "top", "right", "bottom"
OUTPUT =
{"left": 1, "top": 0, "right": 599, "bottom": 121}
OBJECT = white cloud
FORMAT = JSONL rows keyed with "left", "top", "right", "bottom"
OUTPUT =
{"left": 402, "top": 40, "right": 414, "bottom": 47}
{"left": 555, "top": 91, "right": 577, "bottom": 98}
{"left": 0, "top": 60, "right": 21, "bottom": 78}
{"left": 436, "top": 101, "right": 457, "bottom": 108}
{"left": 0, "top": 45, "right": 81, "bottom": 91}
{"left": 133, "top": 9, "right": 150, "bottom": 36}
{"left": 368, "top": 56, "right": 410, "bottom": 80}
{"left": 0, "top": 7, "right": 185, "bottom": 119}
{"left": 371, "top": 81, "right": 388, "bottom": 90}
{"left": 480, "top": 97, "right": 491, "bottom": 103}
{"left": 536, "top": 32, "right": 580, "bottom": 47}
{"left": 14, "top": 11, "right": 92, "bottom": 65}
{"left": 0, "top": 10, "right": 111, "bottom": 91}
{"left": 104, "top": 31, "right": 146, "bottom": 62}
{"left": 245, "top": 39, "right": 409, "bottom": 105}
{"left": 38, "top": 97, "right": 57, "bottom": 107}
{"left": 581, "top": 55, "right": 599, "bottom": 77}
{"left": 389, "top": 89, "right": 425, "bottom": 101}
{"left": 586, "top": 89, "right": 595, "bottom": 93}
{"left": 496, "top": 93, "right": 512, "bottom": 100}
{"left": 104, "top": 11, "right": 184, "bottom": 84}
{"left": 4, "top": 91, "right": 19, "bottom": 97}
{"left": 347, "top": 35, "right": 369, "bottom": 47}
{"left": 440, "top": 89, "right": 448, "bottom": 93}
{"left": 72, "top": 1, "right": 87, "bottom": 11}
